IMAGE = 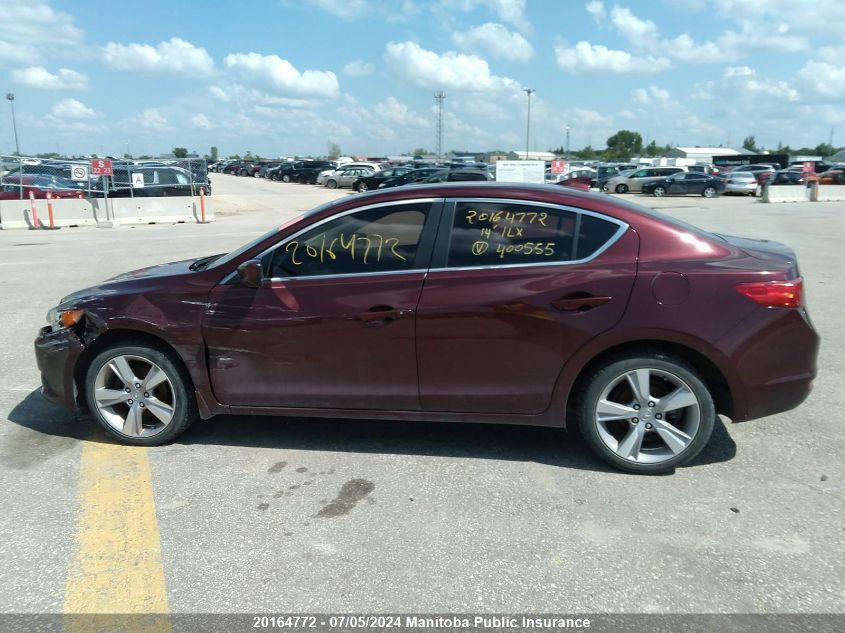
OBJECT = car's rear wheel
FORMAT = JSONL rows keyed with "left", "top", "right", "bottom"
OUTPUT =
{"left": 282, "top": 174, "right": 291, "bottom": 183}
{"left": 653, "top": 186, "right": 666, "bottom": 197}
{"left": 326, "top": 179, "right": 338, "bottom": 189}
{"left": 357, "top": 182, "right": 369, "bottom": 192}
{"left": 615, "top": 184, "right": 629, "bottom": 193}
{"left": 85, "top": 343, "right": 197, "bottom": 446}
{"left": 577, "top": 353, "right": 715, "bottom": 474}
{"left": 703, "top": 186, "right": 717, "bottom": 198}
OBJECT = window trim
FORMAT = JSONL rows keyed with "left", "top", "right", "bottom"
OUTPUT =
{"left": 222, "top": 198, "right": 444, "bottom": 284}
{"left": 429, "top": 197, "right": 629, "bottom": 272}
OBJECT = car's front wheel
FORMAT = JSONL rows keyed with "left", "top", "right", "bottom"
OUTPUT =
{"left": 703, "top": 186, "right": 717, "bottom": 198}
{"left": 652, "top": 186, "right": 666, "bottom": 197}
{"left": 357, "top": 182, "right": 369, "bottom": 192}
{"left": 615, "top": 184, "right": 629, "bottom": 193}
{"left": 326, "top": 179, "right": 338, "bottom": 189}
{"left": 576, "top": 353, "right": 715, "bottom": 474}
{"left": 282, "top": 174, "right": 291, "bottom": 183}
{"left": 85, "top": 342, "right": 197, "bottom": 446}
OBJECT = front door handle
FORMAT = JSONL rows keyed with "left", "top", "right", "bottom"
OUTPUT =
{"left": 355, "top": 306, "right": 412, "bottom": 324}
{"left": 552, "top": 295, "right": 612, "bottom": 312}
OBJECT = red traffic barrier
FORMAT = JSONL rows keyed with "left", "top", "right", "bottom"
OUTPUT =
{"left": 28, "top": 191, "right": 40, "bottom": 230}
{"left": 44, "top": 192, "right": 60, "bottom": 230}
{"left": 198, "top": 187, "right": 209, "bottom": 224}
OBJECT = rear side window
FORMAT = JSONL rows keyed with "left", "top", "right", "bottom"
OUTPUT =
{"left": 447, "top": 202, "right": 577, "bottom": 267}
{"left": 575, "top": 214, "right": 621, "bottom": 259}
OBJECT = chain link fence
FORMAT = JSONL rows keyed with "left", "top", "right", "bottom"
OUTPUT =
{"left": 0, "top": 156, "right": 210, "bottom": 200}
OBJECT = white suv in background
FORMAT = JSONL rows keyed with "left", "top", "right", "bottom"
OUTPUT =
{"left": 317, "top": 162, "right": 383, "bottom": 185}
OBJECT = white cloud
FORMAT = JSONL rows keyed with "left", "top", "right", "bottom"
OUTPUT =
{"left": 488, "top": 0, "right": 531, "bottom": 33}
{"left": 51, "top": 98, "right": 95, "bottom": 119}
{"left": 134, "top": 108, "right": 169, "bottom": 131}
{"left": 798, "top": 47, "right": 845, "bottom": 98}
{"left": 343, "top": 60, "right": 375, "bottom": 77}
{"left": 610, "top": 6, "right": 659, "bottom": 50}
{"left": 452, "top": 22, "right": 534, "bottom": 62}
{"left": 585, "top": 0, "right": 606, "bottom": 23}
{"left": 724, "top": 66, "right": 799, "bottom": 102}
{"left": 191, "top": 113, "right": 214, "bottom": 129}
{"left": 306, "top": 0, "right": 370, "bottom": 19}
{"left": 224, "top": 52, "right": 339, "bottom": 98}
{"left": 101, "top": 38, "right": 214, "bottom": 76}
{"left": 0, "top": 3, "right": 84, "bottom": 64}
{"left": 11, "top": 66, "right": 88, "bottom": 90}
{"left": 632, "top": 85, "right": 670, "bottom": 105}
{"left": 385, "top": 41, "right": 521, "bottom": 91}
{"left": 554, "top": 42, "right": 671, "bottom": 74}
{"left": 376, "top": 96, "right": 428, "bottom": 127}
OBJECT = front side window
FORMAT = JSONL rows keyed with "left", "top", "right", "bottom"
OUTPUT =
{"left": 632, "top": 170, "right": 648, "bottom": 178}
{"left": 447, "top": 202, "right": 577, "bottom": 268}
{"left": 265, "top": 202, "right": 430, "bottom": 278}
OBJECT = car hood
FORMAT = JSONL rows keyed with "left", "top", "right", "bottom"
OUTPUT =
{"left": 58, "top": 258, "right": 202, "bottom": 306}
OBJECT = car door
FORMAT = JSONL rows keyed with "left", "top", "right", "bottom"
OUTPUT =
{"left": 416, "top": 198, "right": 639, "bottom": 414}
{"left": 203, "top": 199, "right": 442, "bottom": 410}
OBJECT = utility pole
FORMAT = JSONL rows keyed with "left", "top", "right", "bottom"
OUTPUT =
{"left": 434, "top": 92, "right": 445, "bottom": 162}
{"left": 6, "top": 93, "right": 20, "bottom": 155}
{"left": 565, "top": 125, "right": 570, "bottom": 158}
{"left": 523, "top": 88, "right": 535, "bottom": 160}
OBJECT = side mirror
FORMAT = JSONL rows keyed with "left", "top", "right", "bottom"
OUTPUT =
{"left": 236, "top": 259, "right": 264, "bottom": 288}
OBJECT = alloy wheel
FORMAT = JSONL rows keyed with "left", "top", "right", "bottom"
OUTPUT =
{"left": 703, "top": 187, "right": 716, "bottom": 198}
{"left": 93, "top": 354, "right": 176, "bottom": 438}
{"left": 653, "top": 187, "right": 666, "bottom": 197}
{"left": 594, "top": 367, "right": 701, "bottom": 464}
{"left": 358, "top": 182, "right": 368, "bottom": 192}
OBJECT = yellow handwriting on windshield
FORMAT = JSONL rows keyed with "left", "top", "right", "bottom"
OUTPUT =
{"left": 285, "top": 232, "right": 407, "bottom": 266}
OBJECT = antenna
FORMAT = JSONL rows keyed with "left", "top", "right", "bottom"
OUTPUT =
{"left": 434, "top": 92, "right": 445, "bottom": 162}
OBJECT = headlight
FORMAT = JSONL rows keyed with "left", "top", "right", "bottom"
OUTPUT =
{"left": 46, "top": 308, "right": 85, "bottom": 332}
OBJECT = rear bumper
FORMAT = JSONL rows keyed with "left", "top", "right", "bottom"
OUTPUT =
{"left": 723, "top": 308, "right": 820, "bottom": 422}
{"left": 34, "top": 325, "right": 84, "bottom": 411}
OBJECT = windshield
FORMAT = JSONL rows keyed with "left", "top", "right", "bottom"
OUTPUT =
{"left": 206, "top": 199, "right": 344, "bottom": 270}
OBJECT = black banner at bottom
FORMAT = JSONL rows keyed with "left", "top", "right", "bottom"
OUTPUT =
{"left": 1, "top": 613, "right": 842, "bottom": 633}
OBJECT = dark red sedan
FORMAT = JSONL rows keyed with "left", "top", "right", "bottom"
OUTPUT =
{"left": 34, "top": 183, "right": 819, "bottom": 474}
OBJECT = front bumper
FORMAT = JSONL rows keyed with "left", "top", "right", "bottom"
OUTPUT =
{"left": 34, "top": 325, "right": 85, "bottom": 411}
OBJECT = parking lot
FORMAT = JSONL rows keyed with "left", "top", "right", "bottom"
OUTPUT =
{"left": 1, "top": 174, "right": 842, "bottom": 614}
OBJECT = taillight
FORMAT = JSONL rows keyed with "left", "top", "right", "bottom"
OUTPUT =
{"left": 735, "top": 279, "right": 803, "bottom": 308}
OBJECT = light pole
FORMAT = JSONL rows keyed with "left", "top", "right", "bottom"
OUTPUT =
{"left": 6, "top": 93, "right": 20, "bottom": 156}
{"left": 523, "top": 88, "right": 535, "bottom": 160}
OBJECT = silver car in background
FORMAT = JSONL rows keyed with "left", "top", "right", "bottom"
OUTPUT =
{"left": 724, "top": 171, "right": 758, "bottom": 196}
{"left": 605, "top": 166, "right": 684, "bottom": 193}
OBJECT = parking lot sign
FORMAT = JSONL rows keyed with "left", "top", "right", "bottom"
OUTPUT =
{"left": 91, "top": 158, "right": 113, "bottom": 176}
{"left": 551, "top": 160, "right": 567, "bottom": 174}
{"left": 71, "top": 164, "right": 89, "bottom": 181}
{"left": 131, "top": 173, "right": 145, "bottom": 188}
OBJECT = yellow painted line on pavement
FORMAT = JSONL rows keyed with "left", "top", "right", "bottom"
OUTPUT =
{"left": 64, "top": 441, "right": 171, "bottom": 632}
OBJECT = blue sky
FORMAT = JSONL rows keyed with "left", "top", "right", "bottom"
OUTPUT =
{"left": 1, "top": 0, "right": 843, "bottom": 157}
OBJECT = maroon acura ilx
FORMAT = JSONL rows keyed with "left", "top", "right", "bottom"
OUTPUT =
{"left": 34, "top": 183, "right": 819, "bottom": 473}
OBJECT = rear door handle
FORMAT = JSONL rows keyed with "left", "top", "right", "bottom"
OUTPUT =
{"left": 552, "top": 295, "right": 612, "bottom": 312}
{"left": 355, "top": 306, "right": 412, "bottom": 324}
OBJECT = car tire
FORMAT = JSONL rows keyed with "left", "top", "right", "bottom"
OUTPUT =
{"left": 702, "top": 187, "right": 717, "bottom": 198}
{"left": 282, "top": 174, "right": 291, "bottom": 183}
{"left": 357, "top": 182, "right": 369, "bottom": 193}
{"left": 576, "top": 352, "right": 716, "bottom": 475}
{"left": 85, "top": 342, "right": 198, "bottom": 446}
{"left": 615, "top": 184, "right": 629, "bottom": 194}
{"left": 653, "top": 186, "right": 666, "bottom": 197}
{"left": 326, "top": 179, "right": 338, "bottom": 189}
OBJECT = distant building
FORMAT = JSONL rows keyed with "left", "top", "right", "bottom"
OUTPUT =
{"left": 512, "top": 150, "right": 557, "bottom": 161}
{"left": 665, "top": 147, "right": 753, "bottom": 163}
